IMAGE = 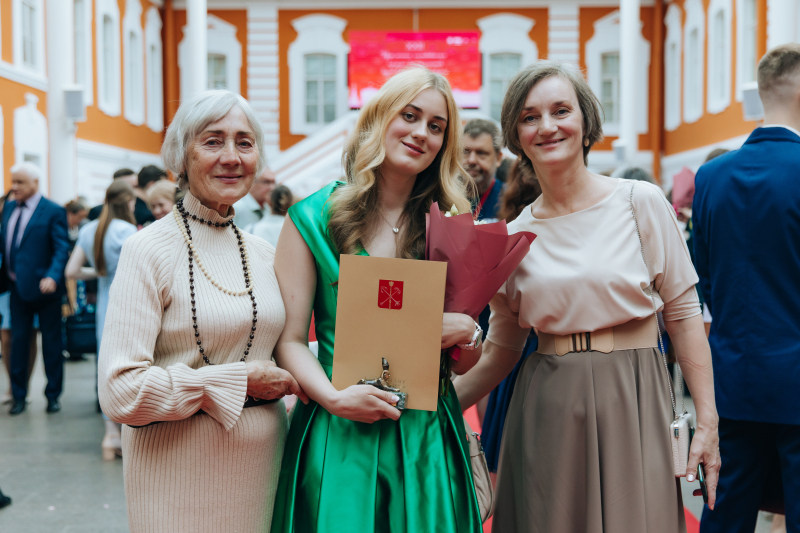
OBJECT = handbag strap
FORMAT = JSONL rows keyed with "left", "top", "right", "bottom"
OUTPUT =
{"left": 628, "top": 182, "right": 684, "bottom": 420}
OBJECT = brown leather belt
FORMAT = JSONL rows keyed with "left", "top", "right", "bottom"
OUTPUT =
{"left": 537, "top": 315, "right": 658, "bottom": 356}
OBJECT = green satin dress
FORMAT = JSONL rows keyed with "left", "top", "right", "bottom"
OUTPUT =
{"left": 271, "top": 183, "right": 481, "bottom": 533}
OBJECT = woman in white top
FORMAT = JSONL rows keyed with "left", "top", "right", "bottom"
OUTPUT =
{"left": 66, "top": 180, "right": 138, "bottom": 460}
{"left": 455, "top": 61, "right": 720, "bottom": 532}
{"left": 249, "top": 184, "right": 291, "bottom": 247}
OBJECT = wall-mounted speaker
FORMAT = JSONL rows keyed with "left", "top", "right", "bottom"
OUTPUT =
{"left": 64, "top": 86, "right": 86, "bottom": 122}
{"left": 741, "top": 81, "right": 764, "bottom": 122}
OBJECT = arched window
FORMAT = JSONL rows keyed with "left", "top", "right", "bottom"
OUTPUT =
{"left": 683, "top": 0, "right": 705, "bottom": 123}
{"left": 179, "top": 15, "right": 242, "bottom": 101}
{"left": 96, "top": 0, "right": 121, "bottom": 116}
{"left": 664, "top": 4, "right": 682, "bottom": 131}
{"left": 707, "top": 0, "right": 732, "bottom": 113}
{"left": 288, "top": 14, "right": 349, "bottom": 136}
{"left": 123, "top": 0, "right": 144, "bottom": 125}
{"left": 478, "top": 13, "right": 537, "bottom": 121}
{"left": 736, "top": 0, "right": 758, "bottom": 100}
{"left": 144, "top": 7, "right": 163, "bottom": 132}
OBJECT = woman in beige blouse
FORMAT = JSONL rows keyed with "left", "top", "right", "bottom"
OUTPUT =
{"left": 98, "top": 90, "right": 307, "bottom": 533}
{"left": 455, "top": 61, "right": 720, "bottom": 532}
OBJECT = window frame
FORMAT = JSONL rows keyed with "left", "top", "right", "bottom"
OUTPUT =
{"left": 179, "top": 15, "right": 242, "bottom": 102}
{"left": 74, "top": 0, "right": 94, "bottom": 106}
{"left": 144, "top": 7, "right": 163, "bottom": 133}
{"left": 478, "top": 13, "right": 537, "bottom": 120}
{"left": 706, "top": 0, "right": 732, "bottom": 114}
{"left": 736, "top": 0, "right": 759, "bottom": 101}
{"left": 96, "top": 0, "right": 121, "bottom": 117}
{"left": 288, "top": 14, "right": 349, "bottom": 136}
{"left": 683, "top": 0, "right": 705, "bottom": 124}
{"left": 664, "top": 4, "right": 683, "bottom": 131}
{"left": 488, "top": 52, "right": 523, "bottom": 121}
{"left": 585, "top": 10, "right": 651, "bottom": 136}
{"left": 304, "top": 53, "right": 337, "bottom": 126}
{"left": 122, "top": 0, "right": 144, "bottom": 126}
{"left": 12, "top": 0, "right": 46, "bottom": 76}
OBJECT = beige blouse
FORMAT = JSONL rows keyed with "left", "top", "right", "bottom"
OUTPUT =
{"left": 487, "top": 178, "right": 701, "bottom": 351}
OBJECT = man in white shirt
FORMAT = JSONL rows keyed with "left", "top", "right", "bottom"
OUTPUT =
{"left": 233, "top": 168, "right": 275, "bottom": 231}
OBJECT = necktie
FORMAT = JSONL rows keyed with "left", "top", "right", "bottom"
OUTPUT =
{"left": 8, "top": 201, "right": 26, "bottom": 276}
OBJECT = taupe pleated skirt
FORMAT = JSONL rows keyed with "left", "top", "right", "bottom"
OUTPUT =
{"left": 492, "top": 347, "right": 686, "bottom": 533}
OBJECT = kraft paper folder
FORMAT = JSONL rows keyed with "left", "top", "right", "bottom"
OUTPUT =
{"left": 332, "top": 254, "right": 447, "bottom": 411}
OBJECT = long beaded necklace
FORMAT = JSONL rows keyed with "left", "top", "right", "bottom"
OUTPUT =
{"left": 173, "top": 199, "right": 257, "bottom": 365}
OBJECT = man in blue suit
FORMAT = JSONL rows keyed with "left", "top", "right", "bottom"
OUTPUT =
{"left": 695, "top": 44, "right": 800, "bottom": 532}
{"left": 1, "top": 163, "right": 69, "bottom": 415}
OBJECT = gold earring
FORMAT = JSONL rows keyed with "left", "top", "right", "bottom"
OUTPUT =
{"left": 583, "top": 138, "right": 590, "bottom": 147}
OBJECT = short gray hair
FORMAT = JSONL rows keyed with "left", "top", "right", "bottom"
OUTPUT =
{"left": 501, "top": 60, "right": 604, "bottom": 175}
{"left": 10, "top": 162, "right": 41, "bottom": 181}
{"left": 463, "top": 118, "right": 502, "bottom": 153}
{"left": 161, "top": 90, "right": 266, "bottom": 190}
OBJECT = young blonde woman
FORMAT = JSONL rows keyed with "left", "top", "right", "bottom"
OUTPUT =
{"left": 455, "top": 61, "right": 720, "bottom": 532}
{"left": 65, "top": 180, "right": 137, "bottom": 459}
{"left": 271, "top": 68, "right": 483, "bottom": 532}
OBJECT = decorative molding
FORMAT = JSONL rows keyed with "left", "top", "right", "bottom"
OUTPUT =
{"left": 176, "top": 0, "right": 657, "bottom": 8}
{"left": 585, "top": 10, "right": 650, "bottom": 135}
{"left": 123, "top": 0, "right": 145, "bottom": 125}
{"left": 13, "top": 93, "right": 49, "bottom": 193}
{"left": 477, "top": 14, "right": 537, "bottom": 118}
{"left": 548, "top": 3, "right": 579, "bottom": 63}
{"left": 0, "top": 60, "right": 48, "bottom": 91}
{"left": 288, "top": 14, "right": 349, "bottom": 136}
{"left": 12, "top": 0, "right": 46, "bottom": 76}
{"left": 75, "top": 138, "right": 162, "bottom": 204}
{"left": 683, "top": 0, "right": 705, "bottom": 124}
{"left": 179, "top": 14, "right": 242, "bottom": 101}
{"left": 145, "top": 7, "right": 164, "bottom": 132}
{"left": 664, "top": 4, "right": 682, "bottom": 131}
{"left": 247, "top": 4, "right": 280, "bottom": 162}
{"left": 706, "top": 0, "right": 732, "bottom": 114}
{"left": 96, "top": 0, "right": 122, "bottom": 117}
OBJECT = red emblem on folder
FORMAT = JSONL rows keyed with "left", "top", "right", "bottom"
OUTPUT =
{"left": 378, "top": 280, "right": 403, "bottom": 310}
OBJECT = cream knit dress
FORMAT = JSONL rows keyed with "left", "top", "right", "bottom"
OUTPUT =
{"left": 98, "top": 191, "right": 288, "bottom": 533}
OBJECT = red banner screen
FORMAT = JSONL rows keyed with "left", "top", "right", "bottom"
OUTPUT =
{"left": 348, "top": 31, "right": 481, "bottom": 109}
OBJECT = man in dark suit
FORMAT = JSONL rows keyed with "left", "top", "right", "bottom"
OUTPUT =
{"left": 1, "top": 163, "right": 70, "bottom": 415}
{"left": 694, "top": 44, "right": 800, "bottom": 532}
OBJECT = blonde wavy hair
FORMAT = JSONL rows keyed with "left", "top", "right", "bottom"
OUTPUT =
{"left": 328, "top": 67, "right": 472, "bottom": 259}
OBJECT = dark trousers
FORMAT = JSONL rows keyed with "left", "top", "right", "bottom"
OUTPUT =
{"left": 701, "top": 417, "right": 800, "bottom": 533}
{"left": 9, "top": 285, "right": 63, "bottom": 401}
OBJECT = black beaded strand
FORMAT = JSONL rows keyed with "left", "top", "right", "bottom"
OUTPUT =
{"left": 179, "top": 202, "right": 256, "bottom": 365}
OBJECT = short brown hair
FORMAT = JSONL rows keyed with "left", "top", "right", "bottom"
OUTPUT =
{"left": 463, "top": 119, "right": 502, "bottom": 153}
{"left": 501, "top": 61, "right": 604, "bottom": 175}
{"left": 758, "top": 44, "right": 800, "bottom": 104}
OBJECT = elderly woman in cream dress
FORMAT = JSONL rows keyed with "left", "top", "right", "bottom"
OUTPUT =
{"left": 98, "top": 90, "right": 307, "bottom": 532}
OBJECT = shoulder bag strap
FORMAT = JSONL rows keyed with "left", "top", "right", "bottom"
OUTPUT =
{"left": 628, "top": 182, "right": 684, "bottom": 420}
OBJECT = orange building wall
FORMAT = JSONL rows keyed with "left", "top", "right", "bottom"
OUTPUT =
{"left": 1, "top": 0, "right": 13, "bottom": 63}
{"left": 660, "top": 0, "right": 764, "bottom": 155}
{"left": 76, "top": 0, "right": 164, "bottom": 154}
{"left": 579, "top": 6, "right": 657, "bottom": 152}
{"left": 1, "top": 79, "right": 48, "bottom": 191}
{"left": 279, "top": 8, "right": 549, "bottom": 151}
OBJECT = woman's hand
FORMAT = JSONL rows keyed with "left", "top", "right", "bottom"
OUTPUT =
{"left": 686, "top": 421, "right": 721, "bottom": 510}
{"left": 246, "top": 360, "right": 309, "bottom": 404}
{"left": 325, "top": 385, "right": 402, "bottom": 424}
{"left": 441, "top": 313, "right": 476, "bottom": 349}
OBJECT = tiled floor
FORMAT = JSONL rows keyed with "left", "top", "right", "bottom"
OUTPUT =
{"left": 0, "top": 353, "right": 780, "bottom": 533}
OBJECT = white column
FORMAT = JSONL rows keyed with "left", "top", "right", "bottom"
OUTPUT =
{"left": 616, "top": 0, "right": 640, "bottom": 165}
{"left": 45, "top": 0, "right": 76, "bottom": 202}
{"left": 767, "top": 0, "right": 797, "bottom": 49}
{"left": 186, "top": 0, "right": 208, "bottom": 99}
{"left": 247, "top": 3, "right": 280, "bottom": 163}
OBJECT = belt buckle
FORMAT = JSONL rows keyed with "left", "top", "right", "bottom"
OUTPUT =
{"left": 555, "top": 328, "right": 614, "bottom": 355}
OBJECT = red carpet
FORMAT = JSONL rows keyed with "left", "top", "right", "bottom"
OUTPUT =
{"left": 463, "top": 406, "right": 702, "bottom": 533}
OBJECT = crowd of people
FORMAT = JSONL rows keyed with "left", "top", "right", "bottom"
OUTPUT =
{"left": 1, "top": 43, "right": 799, "bottom": 533}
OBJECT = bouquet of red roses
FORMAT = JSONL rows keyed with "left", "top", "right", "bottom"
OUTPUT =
{"left": 426, "top": 203, "right": 536, "bottom": 393}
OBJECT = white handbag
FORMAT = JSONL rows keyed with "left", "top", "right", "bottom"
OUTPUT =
{"left": 629, "top": 182, "right": 694, "bottom": 478}
{"left": 463, "top": 417, "right": 494, "bottom": 522}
